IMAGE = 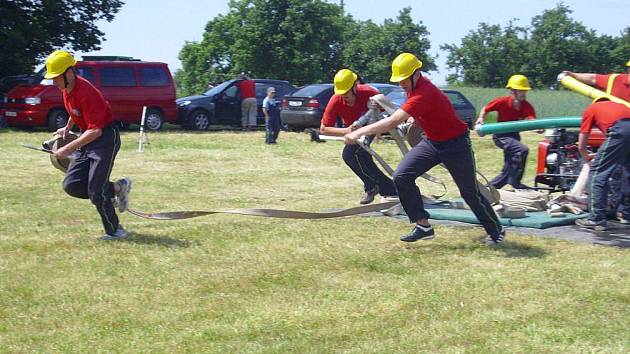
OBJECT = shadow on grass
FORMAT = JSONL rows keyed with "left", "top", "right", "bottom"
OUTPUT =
{"left": 123, "top": 232, "right": 200, "bottom": 248}
{"left": 403, "top": 238, "right": 547, "bottom": 258}
{"left": 580, "top": 224, "right": 630, "bottom": 248}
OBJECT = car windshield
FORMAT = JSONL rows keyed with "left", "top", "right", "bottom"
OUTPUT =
{"left": 386, "top": 90, "right": 406, "bottom": 104}
{"left": 291, "top": 84, "right": 331, "bottom": 97}
{"left": 204, "top": 80, "right": 233, "bottom": 96}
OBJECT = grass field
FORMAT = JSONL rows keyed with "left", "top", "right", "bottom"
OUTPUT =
{"left": 1, "top": 88, "right": 628, "bottom": 353}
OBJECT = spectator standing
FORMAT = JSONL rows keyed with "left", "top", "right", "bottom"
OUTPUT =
{"left": 236, "top": 73, "right": 257, "bottom": 130}
{"left": 263, "top": 86, "right": 281, "bottom": 144}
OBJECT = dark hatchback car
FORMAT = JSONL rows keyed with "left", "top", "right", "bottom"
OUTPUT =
{"left": 279, "top": 82, "right": 399, "bottom": 131}
{"left": 177, "top": 79, "right": 296, "bottom": 130}
{"left": 386, "top": 88, "right": 477, "bottom": 128}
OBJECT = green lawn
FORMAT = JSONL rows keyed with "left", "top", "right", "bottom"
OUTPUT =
{"left": 1, "top": 88, "right": 628, "bottom": 353}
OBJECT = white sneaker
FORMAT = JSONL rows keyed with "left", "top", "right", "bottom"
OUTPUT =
{"left": 101, "top": 225, "right": 128, "bottom": 240}
{"left": 115, "top": 177, "right": 132, "bottom": 213}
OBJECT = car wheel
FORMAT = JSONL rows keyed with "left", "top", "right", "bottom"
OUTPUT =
{"left": 145, "top": 109, "right": 164, "bottom": 131}
{"left": 0, "top": 116, "right": 7, "bottom": 129}
{"left": 47, "top": 109, "right": 69, "bottom": 132}
{"left": 187, "top": 109, "right": 211, "bottom": 130}
{"left": 286, "top": 125, "right": 304, "bottom": 132}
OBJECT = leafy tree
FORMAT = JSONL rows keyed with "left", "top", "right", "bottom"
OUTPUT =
{"left": 177, "top": 0, "right": 345, "bottom": 96}
{"left": 609, "top": 27, "right": 630, "bottom": 71}
{"left": 526, "top": 3, "right": 599, "bottom": 87}
{"left": 341, "top": 8, "right": 435, "bottom": 82}
{"left": 442, "top": 21, "right": 528, "bottom": 87}
{"left": 0, "top": 0, "right": 123, "bottom": 78}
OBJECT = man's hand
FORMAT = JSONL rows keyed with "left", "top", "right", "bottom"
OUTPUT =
{"left": 475, "top": 117, "right": 484, "bottom": 126}
{"left": 344, "top": 131, "right": 360, "bottom": 145}
{"left": 579, "top": 149, "right": 596, "bottom": 163}
{"left": 53, "top": 145, "right": 73, "bottom": 159}
{"left": 55, "top": 126, "right": 70, "bottom": 140}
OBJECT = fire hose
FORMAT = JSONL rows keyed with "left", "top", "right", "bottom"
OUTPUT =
{"left": 21, "top": 133, "right": 402, "bottom": 221}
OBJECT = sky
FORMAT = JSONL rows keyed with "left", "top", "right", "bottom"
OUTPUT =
{"left": 76, "top": 0, "right": 629, "bottom": 86}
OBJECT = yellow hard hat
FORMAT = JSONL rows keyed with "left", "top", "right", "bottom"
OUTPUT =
{"left": 390, "top": 53, "right": 423, "bottom": 82}
{"left": 333, "top": 69, "right": 358, "bottom": 94}
{"left": 626, "top": 59, "right": 630, "bottom": 67}
{"left": 44, "top": 50, "right": 77, "bottom": 79}
{"left": 506, "top": 74, "right": 531, "bottom": 91}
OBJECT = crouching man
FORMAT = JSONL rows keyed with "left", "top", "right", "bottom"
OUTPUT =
{"left": 45, "top": 50, "right": 131, "bottom": 240}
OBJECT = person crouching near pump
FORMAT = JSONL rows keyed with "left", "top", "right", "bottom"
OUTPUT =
{"left": 575, "top": 98, "right": 630, "bottom": 231}
{"left": 319, "top": 69, "right": 398, "bottom": 204}
{"left": 44, "top": 50, "right": 132, "bottom": 240}
{"left": 475, "top": 74, "right": 539, "bottom": 190}
{"left": 345, "top": 53, "right": 504, "bottom": 245}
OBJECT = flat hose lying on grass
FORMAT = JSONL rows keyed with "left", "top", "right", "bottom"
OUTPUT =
{"left": 127, "top": 201, "right": 400, "bottom": 220}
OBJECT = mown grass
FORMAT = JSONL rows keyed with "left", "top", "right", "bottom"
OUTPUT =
{"left": 1, "top": 87, "right": 628, "bottom": 353}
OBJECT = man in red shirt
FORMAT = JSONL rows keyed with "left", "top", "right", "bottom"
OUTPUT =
{"left": 345, "top": 53, "right": 503, "bottom": 245}
{"left": 235, "top": 73, "right": 257, "bottom": 130}
{"left": 575, "top": 99, "right": 630, "bottom": 231}
{"left": 320, "top": 69, "right": 398, "bottom": 204}
{"left": 45, "top": 50, "right": 131, "bottom": 240}
{"left": 475, "top": 74, "right": 537, "bottom": 189}
{"left": 563, "top": 60, "right": 630, "bottom": 101}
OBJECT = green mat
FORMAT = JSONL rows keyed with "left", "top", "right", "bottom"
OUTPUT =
{"left": 422, "top": 206, "right": 585, "bottom": 229}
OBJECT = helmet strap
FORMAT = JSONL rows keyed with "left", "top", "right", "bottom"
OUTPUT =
{"left": 62, "top": 67, "right": 74, "bottom": 89}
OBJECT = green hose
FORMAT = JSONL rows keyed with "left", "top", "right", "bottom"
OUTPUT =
{"left": 475, "top": 117, "right": 582, "bottom": 137}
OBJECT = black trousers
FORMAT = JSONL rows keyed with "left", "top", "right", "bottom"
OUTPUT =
{"left": 63, "top": 124, "right": 121, "bottom": 235}
{"left": 490, "top": 132, "right": 529, "bottom": 189}
{"left": 393, "top": 132, "right": 502, "bottom": 237}
{"left": 342, "top": 143, "right": 398, "bottom": 196}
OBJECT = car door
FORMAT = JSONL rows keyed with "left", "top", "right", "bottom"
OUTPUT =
{"left": 213, "top": 84, "right": 240, "bottom": 124}
{"left": 98, "top": 65, "right": 139, "bottom": 121}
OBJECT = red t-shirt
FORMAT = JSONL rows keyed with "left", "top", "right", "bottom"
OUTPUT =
{"left": 580, "top": 101, "right": 630, "bottom": 134}
{"left": 236, "top": 79, "right": 256, "bottom": 99}
{"left": 63, "top": 76, "right": 113, "bottom": 131}
{"left": 400, "top": 76, "right": 467, "bottom": 142}
{"left": 321, "top": 84, "right": 378, "bottom": 127}
{"left": 484, "top": 96, "right": 536, "bottom": 123}
{"left": 595, "top": 74, "right": 630, "bottom": 101}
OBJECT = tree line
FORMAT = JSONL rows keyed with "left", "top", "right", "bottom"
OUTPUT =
{"left": 442, "top": 4, "right": 630, "bottom": 88}
{"left": 1, "top": 1, "right": 628, "bottom": 95}
{"left": 174, "top": 0, "right": 434, "bottom": 96}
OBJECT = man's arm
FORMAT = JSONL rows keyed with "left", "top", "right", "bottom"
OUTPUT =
{"left": 577, "top": 132, "right": 593, "bottom": 162}
{"left": 344, "top": 108, "right": 410, "bottom": 144}
{"left": 319, "top": 122, "right": 351, "bottom": 136}
{"left": 53, "top": 128, "right": 102, "bottom": 159}
{"left": 475, "top": 106, "right": 488, "bottom": 125}
{"left": 563, "top": 71, "right": 596, "bottom": 86}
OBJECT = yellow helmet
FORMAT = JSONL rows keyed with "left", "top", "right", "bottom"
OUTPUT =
{"left": 506, "top": 74, "right": 531, "bottom": 91}
{"left": 44, "top": 50, "right": 77, "bottom": 79}
{"left": 333, "top": 69, "right": 358, "bottom": 94}
{"left": 626, "top": 59, "right": 630, "bottom": 67}
{"left": 390, "top": 53, "right": 423, "bottom": 82}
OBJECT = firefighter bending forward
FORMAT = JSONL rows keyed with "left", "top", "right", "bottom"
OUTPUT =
{"left": 345, "top": 53, "right": 504, "bottom": 245}
{"left": 45, "top": 50, "right": 132, "bottom": 240}
{"left": 319, "top": 69, "right": 398, "bottom": 204}
{"left": 575, "top": 99, "right": 630, "bottom": 231}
